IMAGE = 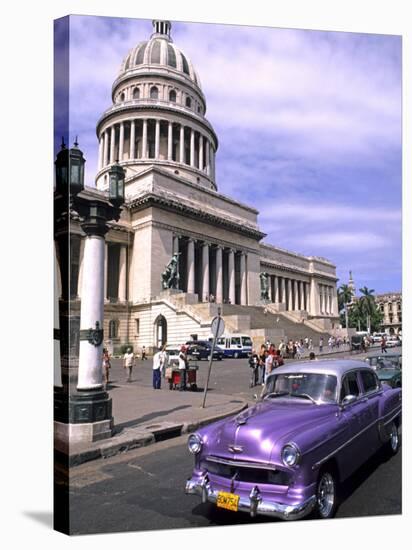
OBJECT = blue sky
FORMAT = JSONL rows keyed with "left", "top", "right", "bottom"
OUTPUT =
{"left": 56, "top": 15, "right": 402, "bottom": 295}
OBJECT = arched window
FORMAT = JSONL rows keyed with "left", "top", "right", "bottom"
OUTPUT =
{"left": 108, "top": 319, "right": 118, "bottom": 339}
{"left": 185, "top": 96, "right": 191, "bottom": 108}
{"left": 169, "top": 89, "right": 176, "bottom": 102}
{"left": 150, "top": 86, "right": 159, "bottom": 99}
{"left": 154, "top": 315, "right": 167, "bottom": 348}
{"left": 133, "top": 87, "right": 140, "bottom": 99}
{"left": 120, "top": 92, "right": 125, "bottom": 102}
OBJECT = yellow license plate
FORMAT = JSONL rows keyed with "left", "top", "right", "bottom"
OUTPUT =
{"left": 216, "top": 491, "right": 240, "bottom": 512}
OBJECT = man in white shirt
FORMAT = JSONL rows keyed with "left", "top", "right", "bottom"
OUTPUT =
{"left": 123, "top": 348, "right": 135, "bottom": 383}
{"left": 152, "top": 349, "right": 163, "bottom": 389}
{"left": 178, "top": 345, "right": 188, "bottom": 391}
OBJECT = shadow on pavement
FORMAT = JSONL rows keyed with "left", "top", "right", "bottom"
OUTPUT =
{"left": 114, "top": 405, "right": 192, "bottom": 432}
{"left": 23, "top": 511, "right": 53, "bottom": 529}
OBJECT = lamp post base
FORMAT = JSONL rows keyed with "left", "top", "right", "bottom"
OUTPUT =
{"left": 54, "top": 388, "right": 113, "bottom": 447}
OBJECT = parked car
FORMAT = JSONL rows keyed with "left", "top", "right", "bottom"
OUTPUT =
{"left": 386, "top": 336, "right": 401, "bottom": 348}
{"left": 215, "top": 334, "right": 253, "bottom": 358}
{"left": 375, "top": 361, "right": 402, "bottom": 388}
{"left": 185, "top": 359, "right": 401, "bottom": 521}
{"left": 185, "top": 340, "right": 223, "bottom": 361}
{"left": 365, "top": 353, "right": 402, "bottom": 369}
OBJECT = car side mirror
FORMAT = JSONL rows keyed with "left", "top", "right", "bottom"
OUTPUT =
{"left": 341, "top": 394, "right": 357, "bottom": 407}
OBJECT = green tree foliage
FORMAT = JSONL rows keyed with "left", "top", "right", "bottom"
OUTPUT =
{"left": 347, "top": 287, "right": 383, "bottom": 332}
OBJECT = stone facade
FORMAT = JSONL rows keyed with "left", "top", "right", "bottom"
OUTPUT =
{"left": 375, "top": 292, "right": 402, "bottom": 335}
{"left": 67, "top": 20, "right": 340, "bottom": 353}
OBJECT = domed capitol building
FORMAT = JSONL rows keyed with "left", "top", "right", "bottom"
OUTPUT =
{"left": 70, "top": 20, "right": 340, "bottom": 352}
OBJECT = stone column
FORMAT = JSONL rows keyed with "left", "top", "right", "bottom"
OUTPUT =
{"left": 288, "top": 279, "right": 293, "bottom": 311}
{"left": 173, "top": 234, "right": 180, "bottom": 256}
{"left": 109, "top": 125, "right": 115, "bottom": 164}
{"left": 98, "top": 134, "right": 104, "bottom": 170}
{"left": 240, "top": 253, "right": 247, "bottom": 305}
{"left": 274, "top": 275, "right": 279, "bottom": 303}
{"left": 268, "top": 275, "right": 273, "bottom": 302}
{"left": 199, "top": 135, "right": 204, "bottom": 170}
{"left": 210, "top": 145, "right": 215, "bottom": 180}
{"left": 281, "top": 277, "right": 286, "bottom": 307}
{"left": 179, "top": 124, "right": 185, "bottom": 163}
{"left": 190, "top": 128, "right": 195, "bottom": 167}
{"left": 187, "top": 238, "right": 195, "bottom": 294}
{"left": 332, "top": 286, "right": 339, "bottom": 316}
{"left": 383, "top": 302, "right": 389, "bottom": 324}
{"left": 155, "top": 119, "right": 160, "bottom": 158}
{"left": 130, "top": 120, "right": 135, "bottom": 159}
{"left": 293, "top": 279, "right": 299, "bottom": 310}
{"left": 78, "top": 234, "right": 105, "bottom": 389}
{"left": 215, "top": 246, "right": 223, "bottom": 303}
{"left": 103, "top": 130, "right": 109, "bottom": 167}
{"left": 202, "top": 242, "right": 209, "bottom": 301}
{"left": 309, "top": 278, "right": 320, "bottom": 316}
{"left": 104, "top": 243, "right": 108, "bottom": 302}
{"left": 167, "top": 121, "right": 173, "bottom": 160}
{"left": 118, "top": 245, "right": 127, "bottom": 302}
{"left": 77, "top": 237, "right": 85, "bottom": 298}
{"left": 119, "top": 121, "right": 124, "bottom": 161}
{"left": 228, "top": 249, "right": 235, "bottom": 304}
{"left": 299, "top": 281, "right": 305, "bottom": 310}
{"left": 319, "top": 284, "right": 323, "bottom": 313}
{"left": 205, "top": 140, "right": 210, "bottom": 175}
{"left": 142, "top": 119, "right": 148, "bottom": 159}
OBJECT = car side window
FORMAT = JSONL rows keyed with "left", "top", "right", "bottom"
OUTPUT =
{"left": 340, "top": 372, "right": 360, "bottom": 402}
{"left": 360, "top": 370, "right": 379, "bottom": 393}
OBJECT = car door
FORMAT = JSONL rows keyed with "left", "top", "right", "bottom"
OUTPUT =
{"left": 358, "top": 369, "right": 382, "bottom": 455}
{"left": 339, "top": 371, "right": 372, "bottom": 479}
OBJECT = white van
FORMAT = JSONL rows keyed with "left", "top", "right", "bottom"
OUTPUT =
{"left": 214, "top": 334, "right": 253, "bottom": 359}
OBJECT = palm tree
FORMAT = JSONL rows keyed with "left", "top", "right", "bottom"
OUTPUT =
{"left": 359, "top": 286, "right": 375, "bottom": 334}
{"left": 338, "top": 284, "right": 353, "bottom": 328}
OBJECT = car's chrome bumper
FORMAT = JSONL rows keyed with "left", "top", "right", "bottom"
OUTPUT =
{"left": 185, "top": 475, "right": 316, "bottom": 521}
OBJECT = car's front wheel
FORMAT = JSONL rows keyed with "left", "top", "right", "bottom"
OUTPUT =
{"left": 315, "top": 469, "right": 337, "bottom": 519}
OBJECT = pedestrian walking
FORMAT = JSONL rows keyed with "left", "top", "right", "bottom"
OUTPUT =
{"left": 258, "top": 344, "right": 267, "bottom": 385}
{"left": 123, "top": 347, "right": 135, "bottom": 382}
{"left": 141, "top": 346, "right": 148, "bottom": 360}
{"left": 319, "top": 337, "right": 324, "bottom": 354}
{"left": 264, "top": 349, "right": 273, "bottom": 384}
{"left": 102, "top": 348, "right": 111, "bottom": 388}
{"left": 159, "top": 345, "right": 168, "bottom": 378}
{"left": 178, "top": 345, "right": 188, "bottom": 391}
{"left": 152, "top": 348, "right": 163, "bottom": 389}
{"left": 381, "top": 336, "right": 387, "bottom": 354}
{"left": 248, "top": 349, "right": 259, "bottom": 387}
{"left": 309, "top": 338, "right": 313, "bottom": 350}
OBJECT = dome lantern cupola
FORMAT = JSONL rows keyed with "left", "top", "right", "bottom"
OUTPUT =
{"left": 151, "top": 20, "right": 172, "bottom": 40}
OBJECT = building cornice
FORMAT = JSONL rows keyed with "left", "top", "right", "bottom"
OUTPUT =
{"left": 128, "top": 192, "right": 266, "bottom": 241}
{"left": 260, "top": 259, "right": 338, "bottom": 282}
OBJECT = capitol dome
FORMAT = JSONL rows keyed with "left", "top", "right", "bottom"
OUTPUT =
{"left": 96, "top": 19, "right": 218, "bottom": 193}
{"left": 118, "top": 21, "right": 201, "bottom": 89}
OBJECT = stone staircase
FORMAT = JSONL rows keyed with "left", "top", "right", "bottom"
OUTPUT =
{"left": 218, "top": 304, "right": 331, "bottom": 344}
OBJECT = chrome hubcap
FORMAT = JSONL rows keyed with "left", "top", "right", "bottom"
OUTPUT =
{"left": 317, "top": 473, "right": 335, "bottom": 518}
{"left": 390, "top": 423, "right": 399, "bottom": 451}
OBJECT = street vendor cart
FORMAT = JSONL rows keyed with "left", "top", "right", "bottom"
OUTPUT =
{"left": 165, "top": 365, "right": 199, "bottom": 391}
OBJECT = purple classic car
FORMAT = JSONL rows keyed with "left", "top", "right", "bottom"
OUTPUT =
{"left": 185, "top": 360, "right": 401, "bottom": 520}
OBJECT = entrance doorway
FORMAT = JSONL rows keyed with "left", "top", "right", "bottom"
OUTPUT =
{"left": 154, "top": 315, "right": 167, "bottom": 349}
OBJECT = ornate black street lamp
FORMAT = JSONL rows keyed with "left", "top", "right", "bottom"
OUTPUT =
{"left": 54, "top": 139, "right": 125, "bottom": 447}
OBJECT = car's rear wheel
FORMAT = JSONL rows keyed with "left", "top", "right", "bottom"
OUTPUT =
{"left": 315, "top": 469, "right": 337, "bottom": 519}
{"left": 387, "top": 421, "right": 400, "bottom": 455}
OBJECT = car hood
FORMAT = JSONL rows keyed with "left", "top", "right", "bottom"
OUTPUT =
{"left": 201, "top": 399, "right": 336, "bottom": 465}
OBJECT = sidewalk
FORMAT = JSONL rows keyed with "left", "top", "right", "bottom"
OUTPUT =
{"left": 64, "top": 375, "right": 248, "bottom": 467}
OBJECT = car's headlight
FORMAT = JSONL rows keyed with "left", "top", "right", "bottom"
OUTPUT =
{"left": 188, "top": 433, "right": 203, "bottom": 454}
{"left": 281, "top": 443, "right": 301, "bottom": 467}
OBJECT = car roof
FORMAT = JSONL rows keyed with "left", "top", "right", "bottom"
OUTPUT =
{"left": 268, "top": 359, "right": 373, "bottom": 379}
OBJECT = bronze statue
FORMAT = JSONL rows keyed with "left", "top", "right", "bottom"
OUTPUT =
{"left": 260, "top": 272, "right": 270, "bottom": 301}
{"left": 161, "top": 253, "right": 180, "bottom": 289}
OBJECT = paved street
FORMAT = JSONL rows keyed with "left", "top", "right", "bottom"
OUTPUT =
{"left": 67, "top": 431, "right": 401, "bottom": 535}
{"left": 60, "top": 345, "right": 402, "bottom": 534}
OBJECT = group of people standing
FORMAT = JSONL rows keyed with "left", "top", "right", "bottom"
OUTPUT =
{"left": 248, "top": 343, "right": 285, "bottom": 387}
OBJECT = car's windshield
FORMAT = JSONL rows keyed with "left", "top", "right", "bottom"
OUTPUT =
{"left": 377, "top": 361, "right": 399, "bottom": 370}
{"left": 263, "top": 373, "right": 338, "bottom": 404}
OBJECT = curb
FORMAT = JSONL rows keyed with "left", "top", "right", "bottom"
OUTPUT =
{"left": 67, "top": 401, "right": 249, "bottom": 467}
